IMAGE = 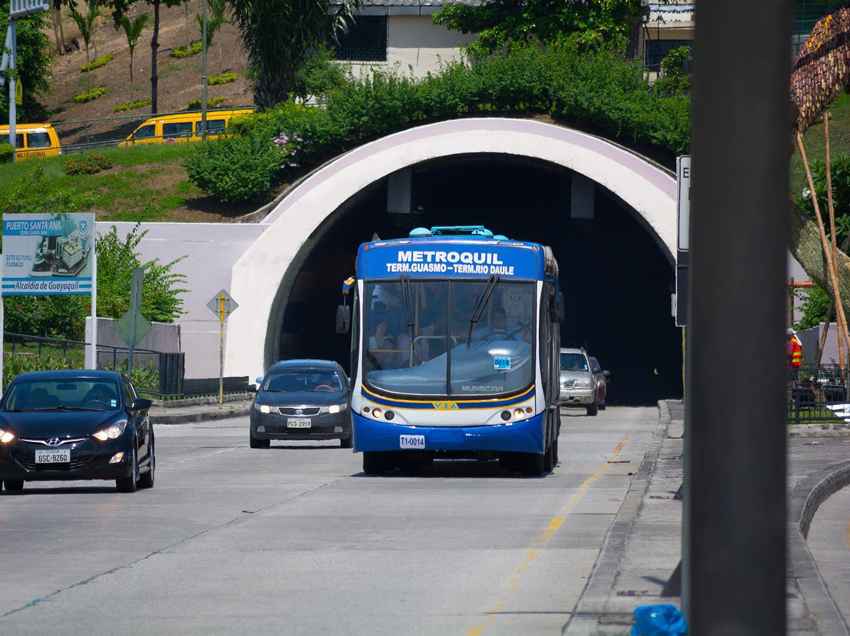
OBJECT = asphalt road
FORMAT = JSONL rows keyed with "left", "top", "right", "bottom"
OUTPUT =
{"left": 807, "top": 484, "right": 850, "bottom": 628}
{"left": 0, "top": 406, "right": 659, "bottom": 636}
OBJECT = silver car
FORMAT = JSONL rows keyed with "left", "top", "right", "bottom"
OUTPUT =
{"left": 559, "top": 348, "right": 599, "bottom": 416}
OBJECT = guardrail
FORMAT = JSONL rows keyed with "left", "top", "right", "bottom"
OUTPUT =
{"left": 787, "top": 364, "right": 849, "bottom": 423}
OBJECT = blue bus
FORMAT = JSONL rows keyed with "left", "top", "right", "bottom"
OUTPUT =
{"left": 337, "top": 226, "right": 563, "bottom": 475}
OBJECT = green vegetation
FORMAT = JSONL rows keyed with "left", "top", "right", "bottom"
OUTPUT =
{"left": 197, "top": 0, "right": 227, "bottom": 48}
{"left": 186, "top": 96, "right": 226, "bottom": 109}
{"left": 114, "top": 98, "right": 152, "bottom": 112}
{"left": 0, "top": 144, "right": 200, "bottom": 220}
{"left": 792, "top": 92, "right": 850, "bottom": 195}
{"left": 73, "top": 86, "right": 108, "bottom": 103}
{"left": 208, "top": 71, "right": 237, "bottom": 86}
{"left": 0, "top": 143, "right": 13, "bottom": 163}
{"left": 0, "top": 4, "right": 51, "bottom": 123}
{"left": 117, "top": 13, "right": 150, "bottom": 83}
{"left": 69, "top": 0, "right": 100, "bottom": 64}
{"left": 187, "top": 38, "right": 689, "bottom": 202}
{"left": 170, "top": 40, "right": 203, "bottom": 58}
{"left": 64, "top": 153, "right": 114, "bottom": 175}
{"left": 81, "top": 53, "right": 114, "bottom": 73}
{"left": 293, "top": 46, "right": 348, "bottom": 99}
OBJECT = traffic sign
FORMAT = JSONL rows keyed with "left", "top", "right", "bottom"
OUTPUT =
{"left": 675, "top": 155, "right": 691, "bottom": 327}
{"left": 116, "top": 311, "right": 151, "bottom": 348}
{"left": 10, "top": 0, "right": 48, "bottom": 17}
{"left": 206, "top": 289, "right": 238, "bottom": 321}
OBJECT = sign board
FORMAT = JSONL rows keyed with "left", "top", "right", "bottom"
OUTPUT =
{"left": 2, "top": 213, "right": 95, "bottom": 296}
{"left": 10, "top": 0, "right": 49, "bottom": 17}
{"left": 206, "top": 289, "right": 238, "bottom": 321}
{"left": 116, "top": 269, "right": 150, "bottom": 349}
{"left": 676, "top": 156, "right": 691, "bottom": 327}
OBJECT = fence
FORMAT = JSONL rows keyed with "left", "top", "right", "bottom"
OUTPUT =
{"left": 787, "top": 364, "right": 849, "bottom": 423}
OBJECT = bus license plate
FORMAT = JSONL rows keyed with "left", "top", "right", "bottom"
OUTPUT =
{"left": 287, "top": 418, "right": 312, "bottom": 429}
{"left": 400, "top": 435, "right": 425, "bottom": 450}
{"left": 35, "top": 449, "right": 71, "bottom": 464}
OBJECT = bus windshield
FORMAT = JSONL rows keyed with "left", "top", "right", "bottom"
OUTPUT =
{"left": 364, "top": 280, "right": 535, "bottom": 396}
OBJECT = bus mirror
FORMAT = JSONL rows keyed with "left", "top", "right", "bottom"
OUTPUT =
{"left": 336, "top": 305, "right": 351, "bottom": 334}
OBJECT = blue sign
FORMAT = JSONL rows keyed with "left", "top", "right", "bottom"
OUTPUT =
{"left": 357, "top": 240, "right": 545, "bottom": 281}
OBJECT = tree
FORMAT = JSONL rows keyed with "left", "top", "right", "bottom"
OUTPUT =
{"left": 433, "top": 0, "right": 644, "bottom": 58}
{"left": 196, "top": 0, "right": 226, "bottom": 49}
{"left": 117, "top": 12, "right": 149, "bottom": 82}
{"left": 0, "top": 4, "right": 52, "bottom": 123}
{"left": 69, "top": 0, "right": 100, "bottom": 63}
{"left": 50, "top": 0, "right": 68, "bottom": 54}
{"left": 227, "top": 0, "right": 358, "bottom": 108}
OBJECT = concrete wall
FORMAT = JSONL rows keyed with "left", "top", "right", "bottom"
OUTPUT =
{"left": 96, "top": 222, "right": 266, "bottom": 379}
{"left": 344, "top": 14, "right": 473, "bottom": 79}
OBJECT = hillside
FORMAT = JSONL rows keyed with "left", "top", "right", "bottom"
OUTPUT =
{"left": 40, "top": 2, "right": 254, "bottom": 147}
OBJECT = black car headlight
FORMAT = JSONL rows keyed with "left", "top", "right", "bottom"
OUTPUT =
{"left": 254, "top": 403, "right": 273, "bottom": 415}
{"left": 93, "top": 420, "right": 128, "bottom": 442}
{"left": 0, "top": 428, "right": 15, "bottom": 444}
{"left": 328, "top": 403, "right": 348, "bottom": 414}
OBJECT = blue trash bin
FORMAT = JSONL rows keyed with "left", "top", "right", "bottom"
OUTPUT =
{"left": 631, "top": 604, "right": 688, "bottom": 636}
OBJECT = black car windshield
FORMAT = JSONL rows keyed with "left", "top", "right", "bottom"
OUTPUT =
{"left": 364, "top": 280, "right": 535, "bottom": 396}
{"left": 263, "top": 370, "right": 343, "bottom": 393}
{"left": 560, "top": 353, "right": 589, "bottom": 372}
{"left": 3, "top": 379, "right": 121, "bottom": 412}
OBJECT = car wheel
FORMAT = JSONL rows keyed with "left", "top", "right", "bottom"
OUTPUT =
{"left": 586, "top": 402, "right": 599, "bottom": 416}
{"left": 340, "top": 436, "right": 353, "bottom": 449}
{"left": 250, "top": 434, "right": 270, "bottom": 449}
{"left": 522, "top": 452, "right": 546, "bottom": 477}
{"left": 138, "top": 437, "right": 155, "bottom": 489}
{"left": 4, "top": 479, "right": 23, "bottom": 492}
{"left": 363, "top": 452, "right": 385, "bottom": 475}
{"left": 116, "top": 446, "right": 138, "bottom": 493}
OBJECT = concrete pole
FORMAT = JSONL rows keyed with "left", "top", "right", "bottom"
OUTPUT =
{"left": 685, "top": 0, "right": 792, "bottom": 633}
{"left": 8, "top": 19, "right": 16, "bottom": 160}
{"left": 200, "top": 0, "right": 208, "bottom": 140}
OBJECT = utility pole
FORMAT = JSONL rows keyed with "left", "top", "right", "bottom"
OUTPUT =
{"left": 200, "top": 0, "right": 208, "bottom": 140}
{"left": 8, "top": 19, "right": 16, "bottom": 158}
{"left": 685, "top": 0, "right": 791, "bottom": 633}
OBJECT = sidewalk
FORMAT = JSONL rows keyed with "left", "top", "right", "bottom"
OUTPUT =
{"left": 567, "top": 401, "right": 850, "bottom": 635}
{"left": 149, "top": 400, "right": 252, "bottom": 425}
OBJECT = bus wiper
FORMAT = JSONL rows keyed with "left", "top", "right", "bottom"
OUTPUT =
{"left": 467, "top": 275, "right": 499, "bottom": 348}
{"left": 400, "top": 276, "right": 415, "bottom": 359}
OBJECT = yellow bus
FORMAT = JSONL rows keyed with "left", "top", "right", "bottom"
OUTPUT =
{"left": 0, "top": 123, "right": 62, "bottom": 160}
{"left": 121, "top": 109, "right": 255, "bottom": 146}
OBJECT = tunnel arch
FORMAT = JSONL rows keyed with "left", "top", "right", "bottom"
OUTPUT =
{"left": 226, "top": 117, "right": 678, "bottom": 381}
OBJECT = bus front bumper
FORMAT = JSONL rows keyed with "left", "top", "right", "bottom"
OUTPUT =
{"left": 352, "top": 413, "right": 544, "bottom": 455}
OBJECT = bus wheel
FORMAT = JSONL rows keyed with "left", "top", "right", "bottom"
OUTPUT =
{"left": 586, "top": 402, "right": 599, "bottom": 417}
{"left": 363, "top": 452, "right": 386, "bottom": 475}
{"left": 522, "top": 453, "right": 546, "bottom": 477}
{"left": 543, "top": 443, "right": 554, "bottom": 473}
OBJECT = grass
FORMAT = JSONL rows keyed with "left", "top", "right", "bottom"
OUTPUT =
{"left": 171, "top": 41, "right": 203, "bottom": 59}
{"left": 81, "top": 54, "right": 113, "bottom": 73}
{"left": 0, "top": 144, "right": 204, "bottom": 221}
{"left": 208, "top": 71, "right": 237, "bottom": 86}
{"left": 187, "top": 96, "right": 227, "bottom": 110}
{"left": 73, "top": 86, "right": 107, "bottom": 103}
{"left": 791, "top": 92, "right": 850, "bottom": 194}
{"left": 114, "top": 98, "right": 152, "bottom": 113}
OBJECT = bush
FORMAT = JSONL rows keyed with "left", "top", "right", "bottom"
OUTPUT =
{"left": 81, "top": 53, "right": 113, "bottom": 73}
{"left": 186, "top": 96, "right": 226, "bottom": 110}
{"left": 293, "top": 46, "right": 348, "bottom": 99}
{"left": 73, "top": 86, "right": 107, "bottom": 103}
{"left": 114, "top": 98, "right": 151, "bottom": 113}
{"left": 171, "top": 40, "right": 202, "bottom": 58}
{"left": 64, "top": 152, "right": 113, "bottom": 175}
{"left": 208, "top": 71, "right": 237, "bottom": 86}
{"left": 0, "top": 142, "right": 13, "bottom": 163}
{"left": 185, "top": 134, "right": 284, "bottom": 202}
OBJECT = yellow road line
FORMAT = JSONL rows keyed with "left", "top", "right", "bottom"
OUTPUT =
{"left": 465, "top": 435, "right": 630, "bottom": 636}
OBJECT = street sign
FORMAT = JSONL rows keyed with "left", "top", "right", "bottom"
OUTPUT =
{"left": 675, "top": 156, "right": 691, "bottom": 327}
{"left": 10, "top": 0, "right": 48, "bottom": 17}
{"left": 206, "top": 289, "right": 238, "bottom": 321}
{"left": 116, "top": 269, "right": 150, "bottom": 349}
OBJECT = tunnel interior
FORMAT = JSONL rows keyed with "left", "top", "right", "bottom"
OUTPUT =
{"left": 277, "top": 154, "right": 682, "bottom": 405}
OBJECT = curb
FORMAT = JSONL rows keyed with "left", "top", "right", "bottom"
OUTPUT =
{"left": 790, "top": 461, "right": 850, "bottom": 636}
{"left": 564, "top": 399, "right": 674, "bottom": 631}
{"left": 150, "top": 405, "right": 251, "bottom": 425}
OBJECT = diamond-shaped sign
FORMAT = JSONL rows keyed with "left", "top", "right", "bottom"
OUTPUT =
{"left": 116, "top": 311, "right": 152, "bottom": 348}
{"left": 207, "top": 289, "right": 238, "bottom": 322}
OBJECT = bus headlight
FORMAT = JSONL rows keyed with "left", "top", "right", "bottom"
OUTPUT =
{"left": 372, "top": 408, "right": 383, "bottom": 419}
{"left": 513, "top": 408, "right": 525, "bottom": 419}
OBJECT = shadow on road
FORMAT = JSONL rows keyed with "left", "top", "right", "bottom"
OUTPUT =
{"left": 353, "top": 458, "right": 558, "bottom": 479}
{"left": 1, "top": 485, "right": 119, "bottom": 495}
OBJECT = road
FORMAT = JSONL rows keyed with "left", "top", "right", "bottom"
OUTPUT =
{"left": 0, "top": 407, "right": 659, "bottom": 636}
{"left": 807, "top": 483, "right": 850, "bottom": 628}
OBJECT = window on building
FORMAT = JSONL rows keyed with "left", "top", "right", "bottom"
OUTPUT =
{"left": 334, "top": 15, "right": 387, "bottom": 62}
{"left": 645, "top": 39, "right": 692, "bottom": 73}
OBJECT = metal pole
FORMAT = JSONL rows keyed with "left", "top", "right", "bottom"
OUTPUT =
{"left": 89, "top": 237, "right": 98, "bottom": 369}
{"left": 686, "top": 0, "right": 791, "bottom": 633}
{"left": 8, "top": 19, "right": 16, "bottom": 161}
{"left": 200, "top": 0, "right": 208, "bottom": 140}
{"left": 218, "top": 293, "right": 224, "bottom": 405}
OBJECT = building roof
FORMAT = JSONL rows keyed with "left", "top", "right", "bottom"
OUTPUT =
{"left": 331, "top": 0, "right": 483, "bottom": 15}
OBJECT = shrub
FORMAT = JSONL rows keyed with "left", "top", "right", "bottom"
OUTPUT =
{"left": 64, "top": 152, "right": 113, "bottom": 175}
{"left": 0, "top": 142, "right": 13, "bottom": 163}
{"left": 73, "top": 86, "right": 107, "bottom": 103}
{"left": 208, "top": 71, "right": 237, "bottom": 86}
{"left": 80, "top": 53, "right": 113, "bottom": 73}
{"left": 114, "top": 98, "right": 151, "bottom": 113}
{"left": 185, "top": 134, "right": 284, "bottom": 202}
{"left": 186, "top": 96, "right": 226, "bottom": 110}
{"left": 170, "top": 40, "right": 202, "bottom": 58}
{"left": 293, "top": 46, "right": 348, "bottom": 99}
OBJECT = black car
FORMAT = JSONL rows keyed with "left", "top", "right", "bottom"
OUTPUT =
{"left": 250, "top": 360, "right": 352, "bottom": 448}
{"left": 0, "top": 370, "right": 155, "bottom": 493}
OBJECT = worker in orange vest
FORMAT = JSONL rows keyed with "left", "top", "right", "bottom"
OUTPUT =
{"left": 787, "top": 328, "right": 803, "bottom": 379}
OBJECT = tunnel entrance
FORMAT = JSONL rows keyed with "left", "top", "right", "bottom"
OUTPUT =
{"left": 277, "top": 154, "right": 681, "bottom": 405}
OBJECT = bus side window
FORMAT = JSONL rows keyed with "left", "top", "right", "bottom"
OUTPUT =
{"left": 27, "top": 132, "right": 51, "bottom": 148}
{"left": 15, "top": 133, "right": 24, "bottom": 149}
{"left": 539, "top": 290, "right": 551, "bottom": 401}
{"left": 163, "top": 122, "right": 193, "bottom": 139}
{"left": 196, "top": 119, "right": 226, "bottom": 135}
{"left": 350, "top": 289, "right": 360, "bottom": 383}
{"left": 133, "top": 124, "right": 156, "bottom": 140}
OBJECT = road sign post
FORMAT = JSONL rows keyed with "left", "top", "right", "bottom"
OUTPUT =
{"left": 206, "top": 290, "right": 238, "bottom": 405}
{"left": 116, "top": 268, "right": 150, "bottom": 375}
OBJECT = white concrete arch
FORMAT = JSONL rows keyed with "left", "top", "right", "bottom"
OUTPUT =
{"left": 226, "top": 117, "right": 678, "bottom": 379}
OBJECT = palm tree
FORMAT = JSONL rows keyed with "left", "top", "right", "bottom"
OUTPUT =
{"left": 69, "top": 0, "right": 100, "bottom": 63}
{"left": 195, "top": 0, "right": 225, "bottom": 49}
{"left": 118, "top": 13, "right": 150, "bottom": 82}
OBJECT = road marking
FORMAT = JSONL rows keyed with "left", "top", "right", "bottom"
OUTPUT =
{"left": 465, "top": 435, "right": 630, "bottom": 636}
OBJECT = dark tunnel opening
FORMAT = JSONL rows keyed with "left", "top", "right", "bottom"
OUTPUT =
{"left": 276, "top": 154, "right": 682, "bottom": 405}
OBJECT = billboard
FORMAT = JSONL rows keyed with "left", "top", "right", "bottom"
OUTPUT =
{"left": 2, "top": 213, "right": 95, "bottom": 296}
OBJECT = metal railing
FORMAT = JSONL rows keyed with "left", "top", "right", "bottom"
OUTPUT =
{"left": 787, "top": 364, "right": 849, "bottom": 423}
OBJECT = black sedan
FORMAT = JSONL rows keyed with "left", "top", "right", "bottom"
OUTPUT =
{"left": 250, "top": 360, "right": 351, "bottom": 448}
{"left": 0, "top": 370, "right": 155, "bottom": 493}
